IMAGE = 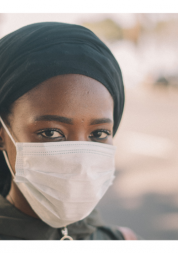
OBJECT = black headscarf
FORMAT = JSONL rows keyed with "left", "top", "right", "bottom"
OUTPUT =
{"left": 0, "top": 22, "right": 124, "bottom": 135}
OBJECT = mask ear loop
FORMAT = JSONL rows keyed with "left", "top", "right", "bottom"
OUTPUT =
{"left": 0, "top": 117, "right": 16, "bottom": 146}
{"left": 0, "top": 117, "right": 16, "bottom": 178}
{"left": 2, "top": 150, "right": 15, "bottom": 178}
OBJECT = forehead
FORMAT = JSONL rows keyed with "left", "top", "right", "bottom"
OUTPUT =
{"left": 11, "top": 74, "right": 114, "bottom": 120}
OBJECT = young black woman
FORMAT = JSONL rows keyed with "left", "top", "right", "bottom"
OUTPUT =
{"left": 0, "top": 22, "right": 137, "bottom": 240}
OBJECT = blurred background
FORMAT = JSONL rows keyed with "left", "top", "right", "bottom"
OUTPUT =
{"left": 0, "top": 13, "right": 178, "bottom": 240}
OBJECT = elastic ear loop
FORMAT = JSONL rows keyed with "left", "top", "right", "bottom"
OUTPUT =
{"left": 2, "top": 150, "right": 15, "bottom": 178}
{"left": 0, "top": 117, "right": 16, "bottom": 178}
{"left": 0, "top": 117, "right": 16, "bottom": 146}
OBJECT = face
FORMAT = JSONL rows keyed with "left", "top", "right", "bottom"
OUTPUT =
{"left": 0, "top": 74, "right": 114, "bottom": 174}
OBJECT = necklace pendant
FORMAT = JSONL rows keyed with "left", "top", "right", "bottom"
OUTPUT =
{"left": 60, "top": 226, "right": 73, "bottom": 240}
{"left": 60, "top": 235, "right": 73, "bottom": 240}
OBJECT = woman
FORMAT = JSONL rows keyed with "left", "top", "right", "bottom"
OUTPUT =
{"left": 0, "top": 22, "right": 136, "bottom": 240}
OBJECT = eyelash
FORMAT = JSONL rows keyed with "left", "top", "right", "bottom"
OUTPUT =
{"left": 37, "top": 128, "right": 64, "bottom": 139}
{"left": 37, "top": 128, "right": 111, "bottom": 141}
{"left": 90, "top": 129, "right": 111, "bottom": 140}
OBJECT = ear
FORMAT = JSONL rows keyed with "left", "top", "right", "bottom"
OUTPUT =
{"left": 0, "top": 122, "right": 6, "bottom": 150}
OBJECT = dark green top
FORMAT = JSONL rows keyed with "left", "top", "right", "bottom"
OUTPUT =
{"left": 0, "top": 196, "right": 125, "bottom": 240}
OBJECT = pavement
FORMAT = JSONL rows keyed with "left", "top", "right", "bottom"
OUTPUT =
{"left": 97, "top": 85, "right": 178, "bottom": 240}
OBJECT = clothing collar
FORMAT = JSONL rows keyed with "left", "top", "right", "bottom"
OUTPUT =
{"left": 0, "top": 195, "right": 104, "bottom": 240}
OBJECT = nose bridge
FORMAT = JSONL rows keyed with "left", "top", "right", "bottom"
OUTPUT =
{"left": 67, "top": 123, "right": 89, "bottom": 141}
{"left": 67, "top": 131, "right": 88, "bottom": 141}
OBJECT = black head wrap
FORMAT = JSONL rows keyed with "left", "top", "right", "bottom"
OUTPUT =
{"left": 0, "top": 22, "right": 124, "bottom": 135}
{"left": 0, "top": 22, "right": 124, "bottom": 196}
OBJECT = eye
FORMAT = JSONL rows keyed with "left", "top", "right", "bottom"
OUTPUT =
{"left": 89, "top": 129, "right": 111, "bottom": 141}
{"left": 39, "top": 129, "right": 64, "bottom": 139}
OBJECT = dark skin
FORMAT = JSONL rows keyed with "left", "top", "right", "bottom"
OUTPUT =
{"left": 0, "top": 74, "right": 114, "bottom": 219}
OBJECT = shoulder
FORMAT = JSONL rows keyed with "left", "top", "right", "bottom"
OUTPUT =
{"left": 117, "top": 226, "right": 138, "bottom": 240}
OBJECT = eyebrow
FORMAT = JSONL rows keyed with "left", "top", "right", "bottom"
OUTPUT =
{"left": 34, "top": 115, "right": 73, "bottom": 124}
{"left": 90, "top": 118, "right": 113, "bottom": 125}
{"left": 34, "top": 115, "right": 112, "bottom": 125}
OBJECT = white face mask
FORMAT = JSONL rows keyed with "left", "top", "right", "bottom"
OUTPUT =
{"left": 0, "top": 117, "right": 116, "bottom": 228}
